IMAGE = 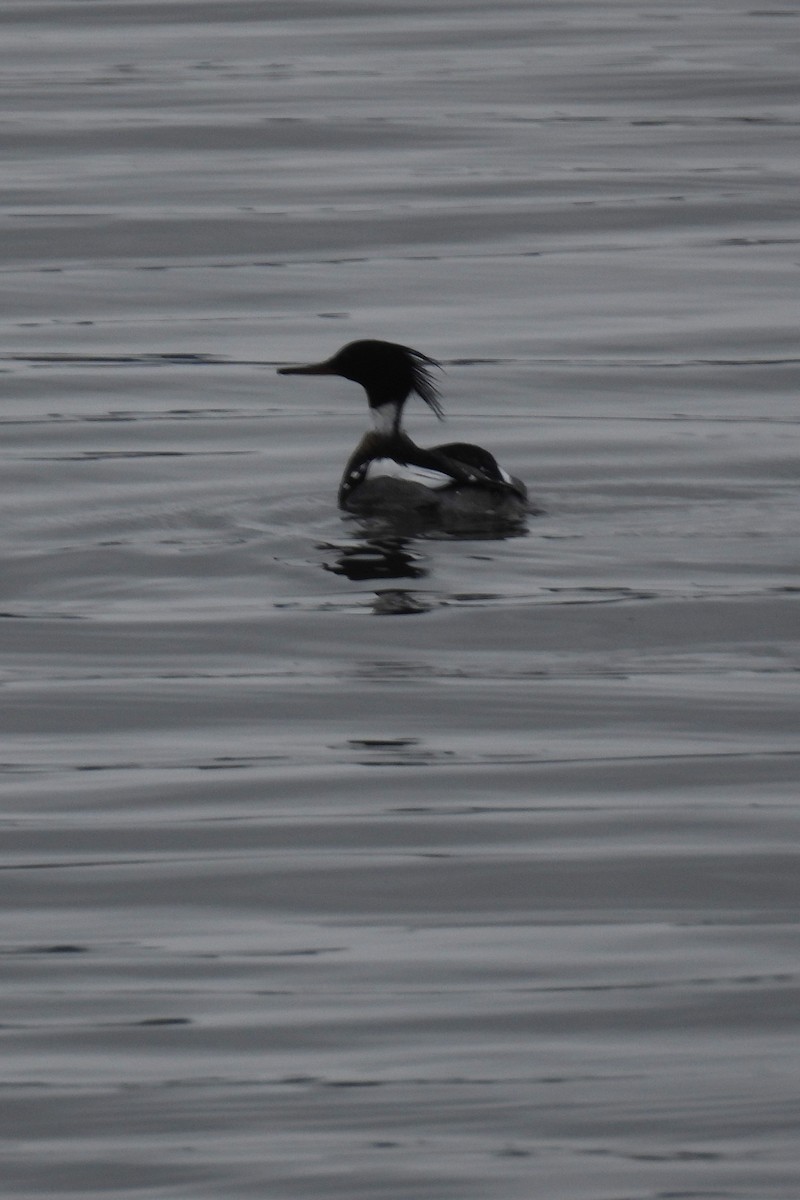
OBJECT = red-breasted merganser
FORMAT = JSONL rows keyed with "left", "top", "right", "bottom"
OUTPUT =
{"left": 278, "top": 339, "right": 527, "bottom": 521}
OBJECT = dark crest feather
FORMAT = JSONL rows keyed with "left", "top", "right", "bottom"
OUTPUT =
{"left": 405, "top": 347, "right": 444, "bottom": 420}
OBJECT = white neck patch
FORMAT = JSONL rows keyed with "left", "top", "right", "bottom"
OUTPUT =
{"left": 370, "top": 403, "right": 400, "bottom": 435}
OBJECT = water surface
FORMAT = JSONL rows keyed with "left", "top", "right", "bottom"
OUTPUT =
{"left": 1, "top": 2, "right": 799, "bottom": 1197}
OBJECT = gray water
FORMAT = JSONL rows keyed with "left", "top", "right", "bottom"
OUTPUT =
{"left": 1, "top": 3, "right": 799, "bottom": 1197}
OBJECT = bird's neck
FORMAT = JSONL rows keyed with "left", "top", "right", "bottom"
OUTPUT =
{"left": 369, "top": 401, "right": 403, "bottom": 436}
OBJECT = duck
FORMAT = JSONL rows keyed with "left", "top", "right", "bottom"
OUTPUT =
{"left": 277, "top": 339, "right": 527, "bottom": 526}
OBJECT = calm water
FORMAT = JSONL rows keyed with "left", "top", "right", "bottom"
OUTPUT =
{"left": 2, "top": 2, "right": 799, "bottom": 1197}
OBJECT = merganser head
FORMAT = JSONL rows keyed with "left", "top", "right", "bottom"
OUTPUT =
{"left": 278, "top": 339, "right": 444, "bottom": 432}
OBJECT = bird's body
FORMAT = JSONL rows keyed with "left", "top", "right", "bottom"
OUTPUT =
{"left": 278, "top": 339, "right": 527, "bottom": 527}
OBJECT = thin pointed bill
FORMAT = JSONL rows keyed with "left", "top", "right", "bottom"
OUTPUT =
{"left": 277, "top": 358, "right": 337, "bottom": 376}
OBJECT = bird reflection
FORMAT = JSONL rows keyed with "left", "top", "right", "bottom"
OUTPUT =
{"left": 320, "top": 536, "right": 427, "bottom": 582}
